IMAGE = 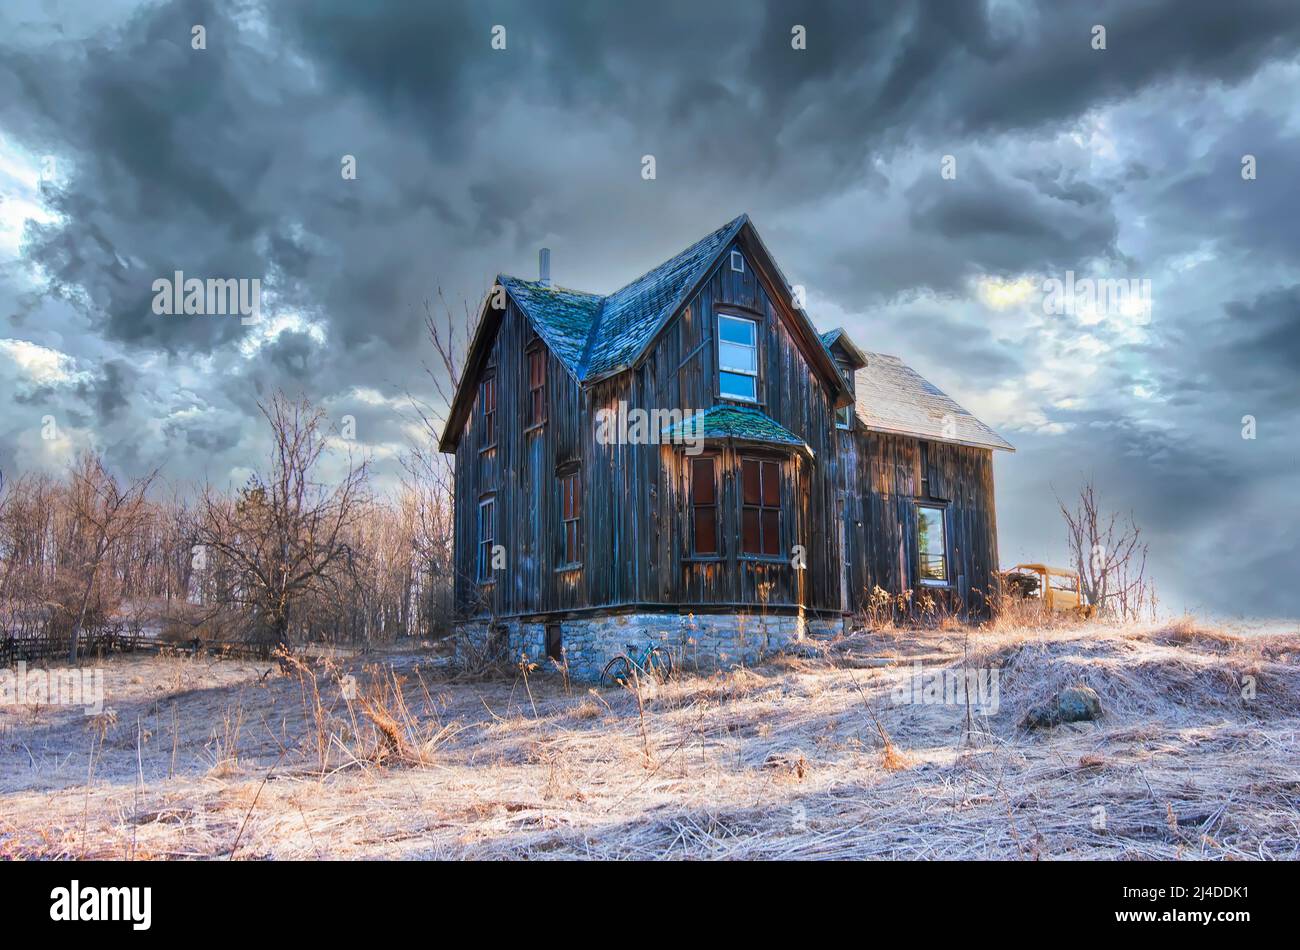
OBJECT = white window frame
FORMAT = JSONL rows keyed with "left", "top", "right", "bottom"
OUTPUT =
{"left": 730, "top": 250, "right": 745, "bottom": 273}
{"left": 717, "top": 313, "right": 758, "bottom": 403}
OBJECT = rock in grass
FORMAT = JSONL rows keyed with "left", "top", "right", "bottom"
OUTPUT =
{"left": 1022, "top": 685, "right": 1102, "bottom": 729}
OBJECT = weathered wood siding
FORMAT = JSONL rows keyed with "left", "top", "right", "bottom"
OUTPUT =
{"left": 637, "top": 242, "right": 842, "bottom": 614}
{"left": 454, "top": 240, "right": 846, "bottom": 620}
{"left": 837, "top": 428, "right": 1000, "bottom": 616}
{"left": 452, "top": 238, "right": 1001, "bottom": 624}
{"left": 452, "top": 298, "right": 597, "bottom": 618}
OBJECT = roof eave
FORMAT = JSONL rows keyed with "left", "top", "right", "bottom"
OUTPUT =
{"left": 735, "top": 223, "right": 855, "bottom": 406}
{"left": 437, "top": 288, "right": 498, "bottom": 454}
{"left": 858, "top": 421, "right": 1015, "bottom": 453}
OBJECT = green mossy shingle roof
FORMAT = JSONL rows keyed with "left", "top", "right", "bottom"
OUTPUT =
{"left": 498, "top": 214, "right": 749, "bottom": 380}
{"left": 496, "top": 276, "right": 602, "bottom": 375}
{"left": 660, "top": 404, "right": 810, "bottom": 453}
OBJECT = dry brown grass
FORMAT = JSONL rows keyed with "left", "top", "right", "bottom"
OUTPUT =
{"left": 1, "top": 618, "right": 1297, "bottom": 860}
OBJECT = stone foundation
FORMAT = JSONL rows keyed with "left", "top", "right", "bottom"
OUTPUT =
{"left": 454, "top": 611, "right": 844, "bottom": 682}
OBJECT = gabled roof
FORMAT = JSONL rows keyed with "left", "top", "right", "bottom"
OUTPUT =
{"left": 497, "top": 215, "right": 748, "bottom": 381}
{"left": 854, "top": 351, "right": 1014, "bottom": 452}
{"left": 660, "top": 404, "right": 812, "bottom": 456}
{"left": 819, "top": 327, "right": 869, "bottom": 369}
{"left": 496, "top": 276, "right": 601, "bottom": 377}
{"left": 440, "top": 214, "right": 851, "bottom": 452}
{"left": 583, "top": 215, "right": 748, "bottom": 379}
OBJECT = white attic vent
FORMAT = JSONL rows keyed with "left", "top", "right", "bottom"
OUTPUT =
{"left": 730, "top": 250, "right": 745, "bottom": 273}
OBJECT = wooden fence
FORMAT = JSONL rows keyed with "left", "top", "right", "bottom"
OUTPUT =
{"left": 1, "top": 629, "right": 276, "bottom": 667}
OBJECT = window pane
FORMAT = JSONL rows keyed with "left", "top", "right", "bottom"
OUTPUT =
{"left": 918, "top": 507, "right": 945, "bottom": 555}
{"left": 761, "top": 461, "right": 780, "bottom": 506}
{"left": 920, "top": 555, "right": 946, "bottom": 582}
{"left": 742, "top": 459, "right": 760, "bottom": 505}
{"left": 691, "top": 458, "right": 715, "bottom": 504}
{"left": 742, "top": 508, "right": 760, "bottom": 554}
{"left": 720, "top": 371, "right": 756, "bottom": 400}
{"left": 694, "top": 507, "right": 717, "bottom": 555}
{"left": 718, "top": 340, "right": 756, "bottom": 373}
{"left": 718, "top": 316, "right": 755, "bottom": 346}
{"left": 918, "top": 507, "right": 946, "bottom": 582}
{"left": 761, "top": 509, "right": 780, "bottom": 556}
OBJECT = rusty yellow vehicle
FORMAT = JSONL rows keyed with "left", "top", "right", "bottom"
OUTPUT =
{"left": 1002, "top": 563, "right": 1095, "bottom": 617}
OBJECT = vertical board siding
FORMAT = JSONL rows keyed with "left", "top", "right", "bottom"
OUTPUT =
{"left": 837, "top": 429, "right": 1000, "bottom": 617}
{"left": 452, "top": 241, "right": 1002, "bottom": 624}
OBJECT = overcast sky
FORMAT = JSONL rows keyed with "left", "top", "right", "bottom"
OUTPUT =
{"left": 1, "top": 0, "right": 1297, "bottom": 619}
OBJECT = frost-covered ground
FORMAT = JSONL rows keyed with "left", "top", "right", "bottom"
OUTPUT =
{"left": 2, "top": 619, "right": 1297, "bottom": 860}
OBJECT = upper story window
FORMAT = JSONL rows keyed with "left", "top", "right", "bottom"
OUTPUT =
{"left": 480, "top": 376, "right": 497, "bottom": 450}
{"left": 477, "top": 495, "right": 496, "bottom": 582}
{"left": 527, "top": 347, "right": 546, "bottom": 428}
{"left": 741, "top": 458, "right": 781, "bottom": 557}
{"left": 917, "top": 504, "right": 947, "bottom": 585}
{"left": 836, "top": 404, "right": 853, "bottom": 430}
{"left": 559, "top": 470, "right": 581, "bottom": 565}
{"left": 718, "top": 314, "right": 758, "bottom": 402}
{"left": 690, "top": 456, "right": 719, "bottom": 556}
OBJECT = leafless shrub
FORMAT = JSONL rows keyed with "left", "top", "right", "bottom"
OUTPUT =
{"left": 1058, "top": 478, "right": 1156, "bottom": 622}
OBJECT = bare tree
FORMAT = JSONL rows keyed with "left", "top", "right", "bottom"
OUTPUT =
{"left": 195, "top": 395, "right": 369, "bottom": 657}
{"left": 397, "top": 287, "right": 479, "bottom": 636}
{"left": 66, "top": 452, "right": 158, "bottom": 663}
{"left": 1059, "top": 479, "right": 1153, "bottom": 622}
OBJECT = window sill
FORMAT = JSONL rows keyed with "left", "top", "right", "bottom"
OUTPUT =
{"left": 919, "top": 580, "right": 951, "bottom": 589}
{"left": 739, "top": 554, "right": 787, "bottom": 565}
{"left": 683, "top": 555, "right": 724, "bottom": 564}
{"left": 478, "top": 444, "right": 497, "bottom": 455}
{"left": 524, "top": 423, "right": 546, "bottom": 435}
{"left": 554, "top": 563, "right": 582, "bottom": 573}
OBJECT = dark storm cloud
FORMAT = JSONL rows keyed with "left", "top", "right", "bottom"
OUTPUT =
{"left": 907, "top": 157, "right": 1120, "bottom": 276}
{"left": 1221, "top": 285, "right": 1300, "bottom": 409}
{"left": 4, "top": 0, "right": 1293, "bottom": 359}
{"left": 77, "top": 357, "right": 137, "bottom": 424}
{"left": 163, "top": 412, "right": 242, "bottom": 454}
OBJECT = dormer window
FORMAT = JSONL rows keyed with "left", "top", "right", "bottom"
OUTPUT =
{"left": 718, "top": 314, "right": 758, "bottom": 402}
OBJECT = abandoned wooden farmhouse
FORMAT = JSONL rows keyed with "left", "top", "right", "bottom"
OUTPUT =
{"left": 439, "top": 215, "right": 1013, "bottom": 678}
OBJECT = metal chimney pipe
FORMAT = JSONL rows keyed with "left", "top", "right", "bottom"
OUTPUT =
{"left": 539, "top": 247, "right": 551, "bottom": 286}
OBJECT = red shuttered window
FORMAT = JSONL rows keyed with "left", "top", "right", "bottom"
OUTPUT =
{"left": 691, "top": 456, "right": 718, "bottom": 556}
{"left": 560, "top": 471, "right": 581, "bottom": 565}
{"left": 741, "top": 458, "right": 781, "bottom": 557}
{"left": 528, "top": 347, "right": 546, "bottom": 427}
